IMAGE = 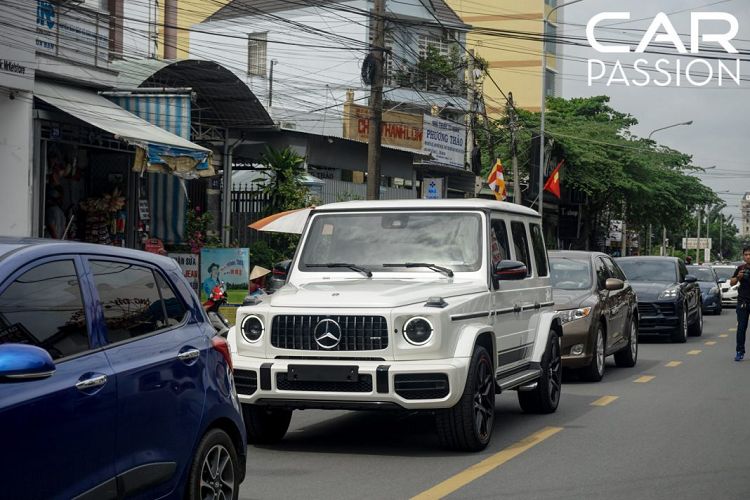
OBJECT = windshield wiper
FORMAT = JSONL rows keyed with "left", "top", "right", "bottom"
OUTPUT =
{"left": 307, "top": 263, "right": 372, "bottom": 277}
{"left": 383, "top": 262, "right": 454, "bottom": 277}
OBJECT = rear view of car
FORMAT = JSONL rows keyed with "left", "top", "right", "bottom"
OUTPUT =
{"left": 0, "top": 239, "right": 246, "bottom": 500}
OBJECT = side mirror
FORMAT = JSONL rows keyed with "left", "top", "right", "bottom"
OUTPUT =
{"left": 273, "top": 260, "right": 292, "bottom": 277}
{"left": 493, "top": 260, "right": 527, "bottom": 283}
{"left": 684, "top": 275, "right": 698, "bottom": 283}
{"left": 605, "top": 278, "right": 624, "bottom": 291}
{"left": 0, "top": 344, "right": 55, "bottom": 381}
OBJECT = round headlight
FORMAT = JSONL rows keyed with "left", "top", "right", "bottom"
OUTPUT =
{"left": 241, "top": 315, "right": 264, "bottom": 343}
{"left": 403, "top": 317, "right": 434, "bottom": 346}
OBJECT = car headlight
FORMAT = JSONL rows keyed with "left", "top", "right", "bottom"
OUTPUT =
{"left": 240, "top": 315, "right": 264, "bottom": 343}
{"left": 560, "top": 307, "right": 591, "bottom": 324}
{"left": 403, "top": 317, "right": 433, "bottom": 346}
{"left": 658, "top": 288, "right": 679, "bottom": 299}
{"left": 732, "top": 284, "right": 739, "bottom": 291}
{"left": 709, "top": 286, "right": 719, "bottom": 295}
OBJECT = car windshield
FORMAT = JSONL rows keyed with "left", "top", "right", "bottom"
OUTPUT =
{"left": 689, "top": 267, "right": 715, "bottom": 282}
{"left": 713, "top": 267, "right": 735, "bottom": 280}
{"left": 550, "top": 258, "right": 592, "bottom": 290}
{"left": 617, "top": 259, "right": 677, "bottom": 282}
{"left": 299, "top": 212, "right": 483, "bottom": 273}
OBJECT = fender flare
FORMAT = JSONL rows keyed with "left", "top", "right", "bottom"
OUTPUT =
{"left": 530, "top": 311, "right": 563, "bottom": 362}
{"left": 453, "top": 323, "right": 497, "bottom": 360}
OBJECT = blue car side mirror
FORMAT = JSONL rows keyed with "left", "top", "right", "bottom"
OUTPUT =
{"left": 0, "top": 344, "right": 55, "bottom": 381}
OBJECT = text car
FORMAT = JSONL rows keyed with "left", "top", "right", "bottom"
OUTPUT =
{"left": 229, "top": 199, "right": 563, "bottom": 451}
{"left": 616, "top": 256, "right": 702, "bottom": 343}
{"left": 0, "top": 238, "right": 246, "bottom": 500}
{"left": 550, "top": 251, "right": 638, "bottom": 382}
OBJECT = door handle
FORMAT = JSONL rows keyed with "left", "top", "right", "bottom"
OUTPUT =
{"left": 178, "top": 348, "right": 201, "bottom": 361}
{"left": 76, "top": 374, "right": 107, "bottom": 391}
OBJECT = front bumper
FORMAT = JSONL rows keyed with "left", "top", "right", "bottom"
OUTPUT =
{"left": 637, "top": 301, "right": 680, "bottom": 334}
{"left": 560, "top": 317, "right": 594, "bottom": 368}
{"left": 231, "top": 356, "right": 471, "bottom": 410}
{"left": 702, "top": 293, "right": 721, "bottom": 312}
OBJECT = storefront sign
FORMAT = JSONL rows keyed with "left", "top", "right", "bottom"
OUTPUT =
{"left": 343, "top": 101, "right": 424, "bottom": 150}
{"left": 200, "top": 248, "right": 250, "bottom": 303}
{"left": 422, "top": 116, "right": 465, "bottom": 169}
{"left": 35, "top": 0, "right": 109, "bottom": 70}
{"left": 423, "top": 178, "right": 444, "bottom": 199}
{"left": 0, "top": 1, "right": 35, "bottom": 90}
{"left": 169, "top": 253, "right": 200, "bottom": 295}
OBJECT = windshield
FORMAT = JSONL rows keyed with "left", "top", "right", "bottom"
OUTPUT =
{"left": 713, "top": 267, "right": 735, "bottom": 280}
{"left": 617, "top": 259, "right": 677, "bottom": 282}
{"left": 550, "top": 258, "right": 592, "bottom": 290}
{"left": 299, "top": 212, "right": 483, "bottom": 273}
{"left": 688, "top": 267, "right": 715, "bottom": 282}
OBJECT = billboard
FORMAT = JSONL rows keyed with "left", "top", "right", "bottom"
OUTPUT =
{"left": 421, "top": 115, "right": 465, "bottom": 169}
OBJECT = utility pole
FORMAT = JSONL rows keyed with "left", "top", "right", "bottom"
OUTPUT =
{"left": 366, "top": 0, "right": 386, "bottom": 200}
{"left": 508, "top": 92, "right": 520, "bottom": 204}
{"left": 268, "top": 59, "right": 276, "bottom": 109}
{"left": 696, "top": 207, "right": 702, "bottom": 263}
{"left": 465, "top": 49, "right": 476, "bottom": 170}
{"left": 662, "top": 226, "right": 667, "bottom": 257}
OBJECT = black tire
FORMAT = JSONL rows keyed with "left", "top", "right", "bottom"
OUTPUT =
{"left": 185, "top": 428, "right": 240, "bottom": 500}
{"left": 580, "top": 324, "right": 605, "bottom": 382}
{"left": 714, "top": 303, "right": 723, "bottom": 315}
{"left": 670, "top": 306, "right": 688, "bottom": 343}
{"left": 518, "top": 331, "right": 562, "bottom": 414}
{"left": 614, "top": 315, "right": 638, "bottom": 368}
{"left": 242, "top": 404, "right": 293, "bottom": 444}
{"left": 688, "top": 306, "right": 703, "bottom": 337}
{"left": 436, "top": 345, "right": 495, "bottom": 452}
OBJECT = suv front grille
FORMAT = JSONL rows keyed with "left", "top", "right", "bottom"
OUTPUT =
{"left": 271, "top": 315, "right": 389, "bottom": 351}
{"left": 276, "top": 373, "right": 373, "bottom": 392}
{"left": 639, "top": 302, "right": 676, "bottom": 316}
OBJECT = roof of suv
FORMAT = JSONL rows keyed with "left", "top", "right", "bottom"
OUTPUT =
{"left": 314, "top": 198, "right": 540, "bottom": 216}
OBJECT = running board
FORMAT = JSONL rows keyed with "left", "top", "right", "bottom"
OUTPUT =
{"left": 497, "top": 368, "right": 542, "bottom": 392}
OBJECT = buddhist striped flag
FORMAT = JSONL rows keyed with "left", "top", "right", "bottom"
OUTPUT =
{"left": 487, "top": 158, "right": 507, "bottom": 201}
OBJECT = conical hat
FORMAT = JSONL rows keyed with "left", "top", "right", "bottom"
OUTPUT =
{"left": 249, "top": 265, "right": 271, "bottom": 281}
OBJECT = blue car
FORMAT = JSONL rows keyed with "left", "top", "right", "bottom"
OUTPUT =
{"left": 687, "top": 265, "right": 723, "bottom": 315}
{"left": 0, "top": 238, "right": 246, "bottom": 499}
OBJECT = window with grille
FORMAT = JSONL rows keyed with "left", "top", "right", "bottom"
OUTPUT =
{"left": 545, "top": 69, "right": 556, "bottom": 97}
{"left": 248, "top": 32, "right": 268, "bottom": 77}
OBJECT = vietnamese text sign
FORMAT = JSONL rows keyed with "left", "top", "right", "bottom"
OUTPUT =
{"left": 200, "top": 248, "right": 249, "bottom": 303}
{"left": 423, "top": 178, "right": 443, "bottom": 199}
{"left": 422, "top": 115, "right": 465, "bottom": 169}
{"left": 682, "top": 237, "right": 712, "bottom": 250}
{"left": 0, "top": 1, "right": 35, "bottom": 91}
{"left": 168, "top": 253, "right": 199, "bottom": 295}
{"left": 35, "top": 0, "right": 109, "bottom": 69}
{"left": 343, "top": 101, "right": 423, "bottom": 150}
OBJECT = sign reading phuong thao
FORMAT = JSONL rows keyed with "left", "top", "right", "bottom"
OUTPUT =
{"left": 422, "top": 115, "right": 465, "bottom": 169}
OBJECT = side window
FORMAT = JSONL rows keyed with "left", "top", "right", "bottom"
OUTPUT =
{"left": 529, "top": 224, "right": 549, "bottom": 277}
{"left": 610, "top": 259, "right": 628, "bottom": 281}
{"left": 155, "top": 273, "right": 189, "bottom": 327}
{"left": 602, "top": 258, "right": 619, "bottom": 280}
{"left": 510, "top": 221, "right": 532, "bottom": 277}
{"left": 0, "top": 260, "right": 89, "bottom": 360}
{"left": 595, "top": 258, "right": 608, "bottom": 290}
{"left": 90, "top": 260, "right": 167, "bottom": 343}
{"left": 490, "top": 219, "right": 511, "bottom": 265}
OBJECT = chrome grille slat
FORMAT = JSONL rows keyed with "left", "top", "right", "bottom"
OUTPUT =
{"left": 271, "top": 315, "right": 389, "bottom": 351}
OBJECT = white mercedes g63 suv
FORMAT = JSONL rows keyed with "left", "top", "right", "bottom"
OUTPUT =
{"left": 229, "top": 199, "right": 563, "bottom": 451}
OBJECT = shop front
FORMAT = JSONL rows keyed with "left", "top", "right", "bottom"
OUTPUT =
{"left": 33, "top": 81, "right": 213, "bottom": 250}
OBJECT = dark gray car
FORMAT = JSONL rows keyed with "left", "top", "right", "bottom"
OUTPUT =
{"left": 550, "top": 251, "right": 639, "bottom": 382}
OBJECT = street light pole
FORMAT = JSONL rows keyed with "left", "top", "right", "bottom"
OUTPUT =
{"left": 648, "top": 120, "right": 693, "bottom": 140}
{"left": 538, "top": 0, "right": 584, "bottom": 220}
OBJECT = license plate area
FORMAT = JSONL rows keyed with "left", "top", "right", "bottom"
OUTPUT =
{"left": 287, "top": 365, "right": 359, "bottom": 383}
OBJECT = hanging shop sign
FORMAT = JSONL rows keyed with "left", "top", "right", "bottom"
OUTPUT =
{"left": 343, "top": 101, "right": 423, "bottom": 150}
{"left": 0, "top": 1, "right": 34, "bottom": 90}
{"left": 421, "top": 115, "right": 465, "bottom": 169}
{"left": 35, "top": 0, "right": 109, "bottom": 70}
{"left": 423, "top": 178, "right": 444, "bottom": 199}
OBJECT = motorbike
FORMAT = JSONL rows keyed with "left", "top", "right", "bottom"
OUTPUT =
{"left": 203, "top": 282, "right": 231, "bottom": 338}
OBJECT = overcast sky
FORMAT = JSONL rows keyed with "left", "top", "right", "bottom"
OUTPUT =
{"left": 560, "top": 0, "right": 750, "bottom": 226}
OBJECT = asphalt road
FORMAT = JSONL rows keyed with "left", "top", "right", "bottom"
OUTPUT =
{"left": 239, "top": 311, "right": 750, "bottom": 500}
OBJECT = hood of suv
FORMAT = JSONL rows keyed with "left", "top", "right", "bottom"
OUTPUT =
{"left": 269, "top": 279, "right": 487, "bottom": 308}
{"left": 630, "top": 281, "right": 678, "bottom": 300}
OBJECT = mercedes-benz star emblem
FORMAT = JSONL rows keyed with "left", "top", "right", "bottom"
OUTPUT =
{"left": 313, "top": 318, "right": 342, "bottom": 349}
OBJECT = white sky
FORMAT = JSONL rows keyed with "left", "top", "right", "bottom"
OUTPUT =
{"left": 560, "top": 0, "right": 750, "bottom": 225}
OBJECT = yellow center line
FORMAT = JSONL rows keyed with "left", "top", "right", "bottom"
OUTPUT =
{"left": 729, "top": 328, "right": 737, "bottom": 332}
{"left": 719, "top": 334, "right": 729, "bottom": 338}
{"left": 688, "top": 350, "right": 702, "bottom": 355}
{"left": 665, "top": 361, "right": 682, "bottom": 367}
{"left": 591, "top": 396, "right": 618, "bottom": 406}
{"left": 410, "top": 427, "right": 564, "bottom": 500}
{"left": 634, "top": 376, "right": 655, "bottom": 383}
{"left": 705, "top": 341, "right": 717, "bottom": 345}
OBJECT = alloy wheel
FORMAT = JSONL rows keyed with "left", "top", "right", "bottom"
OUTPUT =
{"left": 548, "top": 340, "right": 562, "bottom": 405}
{"left": 473, "top": 357, "right": 494, "bottom": 442}
{"left": 595, "top": 329, "right": 605, "bottom": 376}
{"left": 200, "top": 444, "right": 235, "bottom": 500}
{"left": 630, "top": 320, "right": 638, "bottom": 359}
{"left": 682, "top": 309, "right": 688, "bottom": 339}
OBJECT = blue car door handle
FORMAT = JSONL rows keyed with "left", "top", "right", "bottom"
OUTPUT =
{"left": 75, "top": 374, "right": 108, "bottom": 391}
{"left": 178, "top": 348, "right": 200, "bottom": 362}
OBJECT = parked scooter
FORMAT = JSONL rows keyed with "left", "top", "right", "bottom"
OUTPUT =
{"left": 203, "top": 282, "right": 231, "bottom": 337}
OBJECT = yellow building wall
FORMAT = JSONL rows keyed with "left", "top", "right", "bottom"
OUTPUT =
{"left": 158, "top": 0, "right": 232, "bottom": 59}
{"left": 446, "top": 0, "right": 558, "bottom": 117}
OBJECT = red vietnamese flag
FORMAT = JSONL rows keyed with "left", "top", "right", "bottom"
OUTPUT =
{"left": 543, "top": 160, "right": 563, "bottom": 199}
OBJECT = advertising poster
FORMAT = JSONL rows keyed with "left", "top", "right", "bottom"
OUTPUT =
{"left": 200, "top": 248, "right": 249, "bottom": 304}
{"left": 421, "top": 115, "right": 465, "bottom": 169}
{"left": 168, "top": 253, "right": 200, "bottom": 295}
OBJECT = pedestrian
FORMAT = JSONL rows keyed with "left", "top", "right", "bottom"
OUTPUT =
{"left": 730, "top": 246, "right": 750, "bottom": 361}
{"left": 686, "top": 254, "right": 692, "bottom": 265}
{"left": 44, "top": 189, "right": 66, "bottom": 239}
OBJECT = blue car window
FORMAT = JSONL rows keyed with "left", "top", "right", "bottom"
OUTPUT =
{"left": 90, "top": 260, "right": 167, "bottom": 343}
{"left": 0, "top": 260, "right": 89, "bottom": 360}
{"left": 154, "top": 272, "right": 189, "bottom": 326}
